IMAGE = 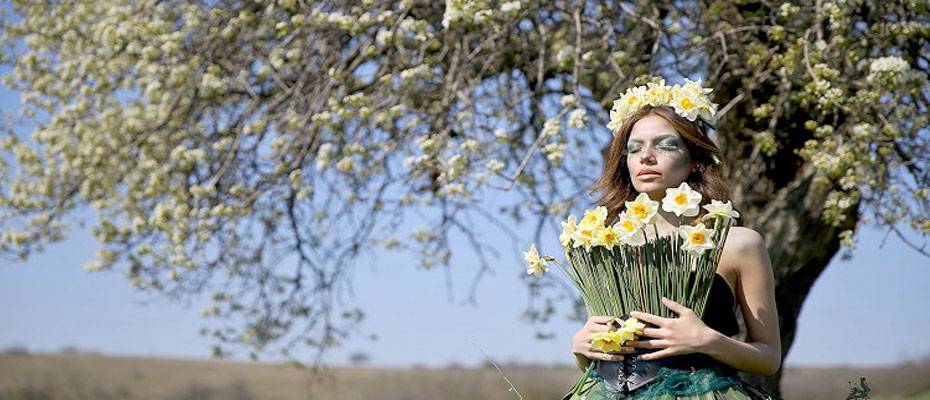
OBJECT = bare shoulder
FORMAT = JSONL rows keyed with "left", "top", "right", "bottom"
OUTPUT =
{"left": 719, "top": 226, "right": 770, "bottom": 277}
{"left": 723, "top": 226, "right": 767, "bottom": 255}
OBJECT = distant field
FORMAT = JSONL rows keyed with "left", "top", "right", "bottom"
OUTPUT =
{"left": 1, "top": 353, "right": 928, "bottom": 400}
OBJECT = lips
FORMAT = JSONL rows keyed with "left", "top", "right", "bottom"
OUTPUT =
{"left": 637, "top": 169, "right": 661, "bottom": 177}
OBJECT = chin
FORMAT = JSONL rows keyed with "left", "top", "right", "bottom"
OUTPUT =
{"left": 633, "top": 181, "right": 668, "bottom": 193}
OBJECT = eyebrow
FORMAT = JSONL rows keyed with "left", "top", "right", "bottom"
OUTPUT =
{"left": 627, "top": 134, "right": 679, "bottom": 144}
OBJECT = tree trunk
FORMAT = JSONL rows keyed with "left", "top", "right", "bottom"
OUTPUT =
{"left": 733, "top": 167, "right": 861, "bottom": 397}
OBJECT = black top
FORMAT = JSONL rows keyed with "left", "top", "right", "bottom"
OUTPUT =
{"left": 660, "top": 271, "right": 740, "bottom": 374}
{"left": 702, "top": 272, "right": 740, "bottom": 337}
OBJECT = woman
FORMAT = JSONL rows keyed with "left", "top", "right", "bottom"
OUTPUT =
{"left": 564, "top": 82, "right": 781, "bottom": 399}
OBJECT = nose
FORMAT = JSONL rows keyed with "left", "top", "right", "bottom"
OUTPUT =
{"left": 638, "top": 145, "right": 657, "bottom": 164}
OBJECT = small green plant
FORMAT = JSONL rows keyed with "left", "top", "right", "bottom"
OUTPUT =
{"left": 846, "top": 377, "right": 871, "bottom": 400}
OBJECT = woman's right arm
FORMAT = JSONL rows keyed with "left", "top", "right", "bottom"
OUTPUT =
{"left": 571, "top": 316, "right": 633, "bottom": 371}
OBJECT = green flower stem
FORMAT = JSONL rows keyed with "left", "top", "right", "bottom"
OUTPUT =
{"left": 557, "top": 216, "right": 728, "bottom": 321}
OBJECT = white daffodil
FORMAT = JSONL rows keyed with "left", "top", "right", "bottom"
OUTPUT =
{"left": 578, "top": 206, "right": 608, "bottom": 229}
{"left": 624, "top": 193, "right": 659, "bottom": 225}
{"left": 701, "top": 199, "right": 740, "bottom": 222}
{"left": 597, "top": 225, "right": 624, "bottom": 249}
{"left": 612, "top": 211, "right": 646, "bottom": 246}
{"left": 622, "top": 85, "right": 648, "bottom": 109}
{"left": 622, "top": 316, "right": 646, "bottom": 333}
{"left": 670, "top": 88, "right": 702, "bottom": 122}
{"left": 678, "top": 223, "right": 715, "bottom": 256}
{"left": 680, "top": 78, "right": 713, "bottom": 100}
{"left": 559, "top": 214, "right": 577, "bottom": 248}
{"left": 572, "top": 224, "right": 603, "bottom": 251}
{"left": 523, "top": 244, "right": 548, "bottom": 277}
{"left": 643, "top": 79, "right": 672, "bottom": 105}
{"left": 607, "top": 86, "right": 647, "bottom": 131}
{"left": 662, "top": 182, "right": 702, "bottom": 217}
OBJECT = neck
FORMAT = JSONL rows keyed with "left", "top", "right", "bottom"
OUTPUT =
{"left": 645, "top": 190, "right": 695, "bottom": 238}
{"left": 651, "top": 209, "right": 682, "bottom": 237}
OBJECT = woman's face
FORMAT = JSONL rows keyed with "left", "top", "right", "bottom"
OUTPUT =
{"left": 625, "top": 114, "right": 693, "bottom": 199}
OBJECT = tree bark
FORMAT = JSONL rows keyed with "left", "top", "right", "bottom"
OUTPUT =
{"left": 733, "top": 167, "right": 861, "bottom": 397}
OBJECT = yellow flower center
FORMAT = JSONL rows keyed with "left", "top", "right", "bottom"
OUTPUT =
{"left": 622, "top": 221, "right": 634, "bottom": 232}
{"left": 690, "top": 232, "right": 706, "bottom": 244}
{"left": 632, "top": 204, "right": 647, "bottom": 217}
{"left": 604, "top": 231, "right": 616, "bottom": 242}
{"left": 627, "top": 95, "right": 639, "bottom": 104}
{"left": 680, "top": 97, "right": 694, "bottom": 110}
{"left": 674, "top": 193, "right": 687, "bottom": 205}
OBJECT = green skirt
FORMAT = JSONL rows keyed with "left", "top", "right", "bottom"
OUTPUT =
{"left": 561, "top": 362, "right": 775, "bottom": 400}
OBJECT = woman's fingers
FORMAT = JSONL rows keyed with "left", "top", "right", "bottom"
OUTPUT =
{"left": 661, "top": 297, "right": 694, "bottom": 316}
{"left": 629, "top": 310, "right": 668, "bottom": 327}
{"left": 637, "top": 347, "right": 677, "bottom": 361}
{"left": 587, "top": 316, "right": 613, "bottom": 325}
{"left": 588, "top": 344, "right": 636, "bottom": 353}
{"left": 588, "top": 324, "right": 610, "bottom": 334}
{"left": 587, "top": 351, "right": 625, "bottom": 362}
{"left": 585, "top": 346, "right": 635, "bottom": 361}
{"left": 626, "top": 339, "right": 670, "bottom": 349}
{"left": 641, "top": 327, "right": 663, "bottom": 338}
{"left": 607, "top": 346, "right": 637, "bottom": 354}
{"left": 583, "top": 316, "right": 613, "bottom": 333}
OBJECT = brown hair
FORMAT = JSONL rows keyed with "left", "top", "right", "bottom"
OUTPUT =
{"left": 590, "top": 105, "right": 731, "bottom": 225}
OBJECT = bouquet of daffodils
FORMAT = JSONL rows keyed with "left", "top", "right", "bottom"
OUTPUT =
{"left": 525, "top": 182, "right": 739, "bottom": 348}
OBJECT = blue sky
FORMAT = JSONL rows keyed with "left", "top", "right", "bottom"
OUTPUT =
{"left": 1, "top": 80, "right": 929, "bottom": 370}
{"left": 2, "top": 209, "right": 929, "bottom": 368}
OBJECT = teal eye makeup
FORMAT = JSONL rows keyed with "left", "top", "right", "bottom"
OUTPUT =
{"left": 657, "top": 140, "right": 680, "bottom": 151}
{"left": 625, "top": 136, "right": 680, "bottom": 155}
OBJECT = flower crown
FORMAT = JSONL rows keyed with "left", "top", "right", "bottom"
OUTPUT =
{"left": 606, "top": 78, "right": 719, "bottom": 133}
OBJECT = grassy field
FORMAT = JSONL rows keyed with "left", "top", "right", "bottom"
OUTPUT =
{"left": 1, "top": 353, "right": 928, "bottom": 400}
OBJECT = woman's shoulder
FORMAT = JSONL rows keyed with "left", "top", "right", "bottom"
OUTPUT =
{"left": 724, "top": 226, "right": 766, "bottom": 253}
{"left": 719, "top": 226, "right": 769, "bottom": 275}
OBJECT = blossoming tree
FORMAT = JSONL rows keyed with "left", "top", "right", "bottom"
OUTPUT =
{"left": 0, "top": 0, "right": 927, "bottom": 393}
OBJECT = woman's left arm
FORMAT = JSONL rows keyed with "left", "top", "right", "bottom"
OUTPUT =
{"left": 628, "top": 228, "right": 782, "bottom": 375}
{"left": 701, "top": 228, "right": 782, "bottom": 375}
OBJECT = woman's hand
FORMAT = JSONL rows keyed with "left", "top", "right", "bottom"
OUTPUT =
{"left": 572, "top": 316, "right": 636, "bottom": 364}
{"left": 628, "top": 297, "right": 718, "bottom": 361}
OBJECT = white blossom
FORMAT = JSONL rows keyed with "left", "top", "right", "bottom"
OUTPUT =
{"left": 500, "top": 1, "right": 521, "bottom": 13}
{"left": 567, "top": 108, "right": 587, "bottom": 128}
{"left": 869, "top": 56, "right": 909, "bottom": 74}
{"left": 336, "top": 157, "right": 355, "bottom": 172}
{"left": 541, "top": 118, "right": 560, "bottom": 138}
{"left": 493, "top": 128, "right": 508, "bottom": 140}
{"left": 486, "top": 159, "right": 505, "bottom": 174}
{"left": 779, "top": 3, "right": 800, "bottom": 18}
{"left": 542, "top": 142, "right": 566, "bottom": 164}
{"left": 460, "top": 138, "right": 479, "bottom": 153}
{"left": 440, "top": 182, "right": 469, "bottom": 198}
